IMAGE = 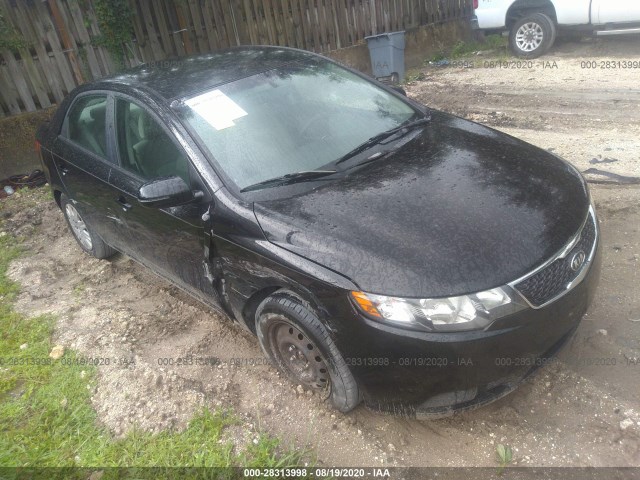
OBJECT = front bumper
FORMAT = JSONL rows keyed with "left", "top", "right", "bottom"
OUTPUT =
{"left": 333, "top": 237, "right": 602, "bottom": 418}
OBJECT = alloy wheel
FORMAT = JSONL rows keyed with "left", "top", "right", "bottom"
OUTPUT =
{"left": 65, "top": 203, "right": 93, "bottom": 251}
{"left": 515, "top": 22, "right": 544, "bottom": 52}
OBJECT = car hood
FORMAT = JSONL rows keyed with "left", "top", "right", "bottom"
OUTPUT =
{"left": 253, "top": 111, "right": 589, "bottom": 298}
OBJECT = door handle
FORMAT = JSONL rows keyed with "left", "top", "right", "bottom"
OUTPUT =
{"left": 57, "top": 162, "right": 69, "bottom": 175}
{"left": 117, "top": 196, "right": 132, "bottom": 212}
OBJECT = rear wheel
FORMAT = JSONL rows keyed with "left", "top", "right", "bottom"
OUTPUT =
{"left": 509, "top": 13, "right": 557, "bottom": 59}
{"left": 256, "top": 292, "right": 360, "bottom": 413}
{"left": 60, "top": 194, "right": 116, "bottom": 259}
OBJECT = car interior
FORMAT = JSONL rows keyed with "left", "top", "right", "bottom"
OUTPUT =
{"left": 67, "top": 96, "right": 108, "bottom": 157}
{"left": 116, "top": 100, "right": 189, "bottom": 184}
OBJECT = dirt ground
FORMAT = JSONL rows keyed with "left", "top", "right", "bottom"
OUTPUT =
{"left": 408, "top": 36, "right": 640, "bottom": 181}
{"left": 2, "top": 36, "right": 640, "bottom": 468}
{"left": 0, "top": 108, "right": 54, "bottom": 181}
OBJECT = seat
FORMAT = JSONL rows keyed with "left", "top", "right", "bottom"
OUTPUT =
{"left": 72, "top": 102, "right": 107, "bottom": 157}
{"left": 132, "top": 112, "right": 189, "bottom": 183}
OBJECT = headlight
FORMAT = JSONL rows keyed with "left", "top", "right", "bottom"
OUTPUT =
{"left": 351, "top": 287, "right": 527, "bottom": 332}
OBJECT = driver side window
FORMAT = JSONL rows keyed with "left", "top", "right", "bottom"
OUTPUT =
{"left": 115, "top": 98, "right": 190, "bottom": 185}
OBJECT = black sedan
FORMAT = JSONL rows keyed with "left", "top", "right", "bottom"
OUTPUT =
{"left": 36, "top": 46, "right": 601, "bottom": 417}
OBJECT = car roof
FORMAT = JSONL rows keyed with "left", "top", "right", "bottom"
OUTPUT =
{"left": 98, "top": 46, "right": 319, "bottom": 101}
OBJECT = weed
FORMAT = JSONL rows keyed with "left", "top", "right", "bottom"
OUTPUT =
{"left": 496, "top": 443, "right": 513, "bottom": 473}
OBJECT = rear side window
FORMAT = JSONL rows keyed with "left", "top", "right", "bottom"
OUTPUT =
{"left": 65, "top": 95, "right": 108, "bottom": 157}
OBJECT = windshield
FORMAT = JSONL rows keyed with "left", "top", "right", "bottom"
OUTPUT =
{"left": 179, "top": 60, "right": 417, "bottom": 190}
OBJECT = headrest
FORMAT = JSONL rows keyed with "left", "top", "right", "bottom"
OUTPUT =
{"left": 89, "top": 103, "right": 106, "bottom": 120}
{"left": 138, "top": 112, "right": 163, "bottom": 139}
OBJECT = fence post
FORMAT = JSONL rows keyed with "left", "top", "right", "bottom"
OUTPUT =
{"left": 47, "top": 0, "right": 84, "bottom": 85}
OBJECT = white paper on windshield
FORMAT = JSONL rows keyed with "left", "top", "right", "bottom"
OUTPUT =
{"left": 185, "top": 89, "right": 247, "bottom": 130}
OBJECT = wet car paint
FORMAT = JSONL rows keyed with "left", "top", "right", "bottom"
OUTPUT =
{"left": 36, "top": 46, "right": 600, "bottom": 415}
{"left": 254, "top": 110, "right": 590, "bottom": 298}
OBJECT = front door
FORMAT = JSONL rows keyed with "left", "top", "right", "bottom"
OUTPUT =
{"left": 108, "top": 96, "right": 218, "bottom": 304}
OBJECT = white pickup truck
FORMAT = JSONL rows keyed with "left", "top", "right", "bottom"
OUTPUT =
{"left": 472, "top": 0, "right": 640, "bottom": 58}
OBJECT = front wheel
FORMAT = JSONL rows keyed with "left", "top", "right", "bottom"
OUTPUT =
{"left": 256, "top": 292, "right": 360, "bottom": 413}
{"left": 509, "top": 13, "right": 557, "bottom": 59}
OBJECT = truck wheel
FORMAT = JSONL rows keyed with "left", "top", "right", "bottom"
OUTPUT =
{"left": 509, "top": 13, "right": 557, "bottom": 59}
{"left": 256, "top": 291, "right": 360, "bottom": 413}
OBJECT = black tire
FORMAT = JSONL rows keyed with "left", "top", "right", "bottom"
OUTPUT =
{"left": 60, "top": 194, "right": 116, "bottom": 260}
{"left": 509, "top": 13, "right": 557, "bottom": 59}
{"left": 256, "top": 291, "right": 360, "bottom": 413}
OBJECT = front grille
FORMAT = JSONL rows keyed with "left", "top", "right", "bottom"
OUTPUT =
{"left": 515, "top": 210, "right": 597, "bottom": 307}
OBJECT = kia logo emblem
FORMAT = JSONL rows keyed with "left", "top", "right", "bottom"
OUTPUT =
{"left": 570, "top": 251, "right": 586, "bottom": 271}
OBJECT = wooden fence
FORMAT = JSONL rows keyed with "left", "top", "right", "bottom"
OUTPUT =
{"left": 0, "top": 0, "right": 473, "bottom": 117}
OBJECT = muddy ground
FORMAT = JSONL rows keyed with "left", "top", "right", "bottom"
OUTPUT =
{"left": 2, "top": 36, "right": 640, "bottom": 467}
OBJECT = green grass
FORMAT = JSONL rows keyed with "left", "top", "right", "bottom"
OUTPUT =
{"left": 0, "top": 192, "right": 310, "bottom": 478}
{"left": 451, "top": 34, "right": 507, "bottom": 58}
{"left": 403, "top": 69, "right": 428, "bottom": 84}
{"left": 426, "top": 34, "right": 508, "bottom": 63}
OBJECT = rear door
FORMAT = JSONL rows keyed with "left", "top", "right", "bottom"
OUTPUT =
{"left": 108, "top": 95, "right": 219, "bottom": 303}
{"left": 591, "top": 0, "right": 640, "bottom": 24}
{"left": 53, "top": 93, "right": 126, "bottom": 250}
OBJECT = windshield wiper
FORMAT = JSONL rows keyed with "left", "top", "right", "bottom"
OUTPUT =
{"left": 239, "top": 116, "right": 430, "bottom": 192}
{"left": 334, "top": 116, "right": 431, "bottom": 167}
{"left": 240, "top": 170, "right": 337, "bottom": 192}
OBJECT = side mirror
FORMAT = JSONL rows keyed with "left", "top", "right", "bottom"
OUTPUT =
{"left": 390, "top": 85, "right": 407, "bottom": 96}
{"left": 138, "top": 176, "right": 197, "bottom": 208}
